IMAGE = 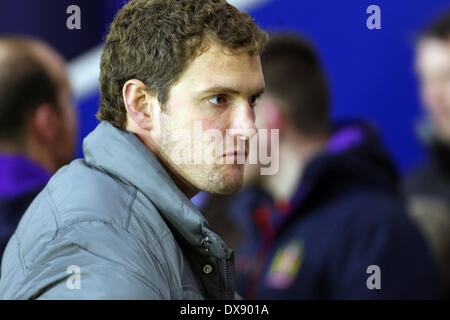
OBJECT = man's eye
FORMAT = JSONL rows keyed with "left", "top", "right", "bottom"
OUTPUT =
{"left": 248, "top": 95, "right": 260, "bottom": 107}
{"left": 208, "top": 95, "right": 227, "bottom": 105}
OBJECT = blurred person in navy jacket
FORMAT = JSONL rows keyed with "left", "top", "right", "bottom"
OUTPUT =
{"left": 0, "top": 37, "right": 77, "bottom": 261}
{"left": 201, "top": 34, "right": 437, "bottom": 299}
{"left": 403, "top": 10, "right": 450, "bottom": 299}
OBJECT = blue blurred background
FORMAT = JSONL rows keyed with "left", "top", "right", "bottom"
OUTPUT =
{"left": 1, "top": 0, "right": 449, "bottom": 173}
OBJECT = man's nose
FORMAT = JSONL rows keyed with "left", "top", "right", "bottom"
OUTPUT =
{"left": 227, "top": 103, "right": 257, "bottom": 140}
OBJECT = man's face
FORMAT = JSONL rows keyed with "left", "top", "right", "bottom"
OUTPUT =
{"left": 155, "top": 44, "right": 265, "bottom": 195}
{"left": 416, "top": 39, "right": 450, "bottom": 141}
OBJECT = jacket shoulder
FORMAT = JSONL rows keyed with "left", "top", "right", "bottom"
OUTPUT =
{"left": 48, "top": 159, "right": 137, "bottom": 226}
{"left": 2, "top": 160, "right": 137, "bottom": 279}
{"left": 2, "top": 219, "right": 171, "bottom": 299}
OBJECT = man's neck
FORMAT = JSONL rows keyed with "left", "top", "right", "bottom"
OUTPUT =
{"left": 131, "top": 128, "right": 200, "bottom": 199}
{"left": 158, "top": 158, "right": 200, "bottom": 199}
{"left": 25, "top": 136, "right": 56, "bottom": 173}
{"left": 0, "top": 138, "right": 55, "bottom": 174}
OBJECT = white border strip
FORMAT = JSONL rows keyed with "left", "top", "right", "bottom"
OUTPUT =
{"left": 227, "top": 0, "right": 270, "bottom": 10}
{"left": 68, "top": 44, "right": 103, "bottom": 100}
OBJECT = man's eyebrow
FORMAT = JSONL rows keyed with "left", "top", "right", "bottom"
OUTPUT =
{"left": 199, "top": 86, "right": 265, "bottom": 96}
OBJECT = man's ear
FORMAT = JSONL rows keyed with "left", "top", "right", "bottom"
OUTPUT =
{"left": 31, "top": 103, "right": 58, "bottom": 143}
{"left": 123, "top": 79, "right": 155, "bottom": 131}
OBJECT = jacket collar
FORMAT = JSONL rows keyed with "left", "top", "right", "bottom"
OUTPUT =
{"left": 82, "top": 121, "right": 232, "bottom": 260}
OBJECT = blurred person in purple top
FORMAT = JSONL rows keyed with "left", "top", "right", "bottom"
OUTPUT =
{"left": 0, "top": 37, "right": 77, "bottom": 260}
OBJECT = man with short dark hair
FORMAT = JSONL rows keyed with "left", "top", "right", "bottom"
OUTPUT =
{"left": 225, "top": 34, "right": 436, "bottom": 299}
{"left": 0, "top": 0, "right": 267, "bottom": 299}
{"left": 403, "top": 10, "right": 450, "bottom": 299}
{"left": 0, "top": 37, "right": 77, "bottom": 260}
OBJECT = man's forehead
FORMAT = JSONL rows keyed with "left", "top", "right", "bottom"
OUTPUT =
{"left": 199, "top": 45, "right": 257, "bottom": 65}
{"left": 184, "top": 44, "right": 264, "bottom": 93}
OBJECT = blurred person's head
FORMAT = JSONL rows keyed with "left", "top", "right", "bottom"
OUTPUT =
{"left": 245, "top": 33, "right": 330, "bottom": 187}
{"left": 259, "top": 33, "right": 330, "bottom": 141}
{"left": 0, "top": 37, "right": 77, "bottom": 173}
{"left": 415, "top": 10, "right": 450, "bottom": 143}
{"left": 97, "top": 0, "right": 267, "bottom": 196}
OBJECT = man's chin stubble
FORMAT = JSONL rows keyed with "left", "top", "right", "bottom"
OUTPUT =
{"left": 202, "top": 167, "right": 244, "bottom": 195}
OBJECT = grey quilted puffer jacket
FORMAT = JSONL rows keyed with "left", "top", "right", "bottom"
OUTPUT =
{"left": 0, "top": 121, "right": 236, "bottom": 300}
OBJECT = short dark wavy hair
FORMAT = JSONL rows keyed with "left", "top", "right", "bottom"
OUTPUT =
{"left": 420, "top": 9, "right": 450, "bottom": 41}
{"left": 261, "top": 34, "right": 330, "bottom": 137}
{"left": 98, "top": 0, "right": 268, "bottom": 129}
